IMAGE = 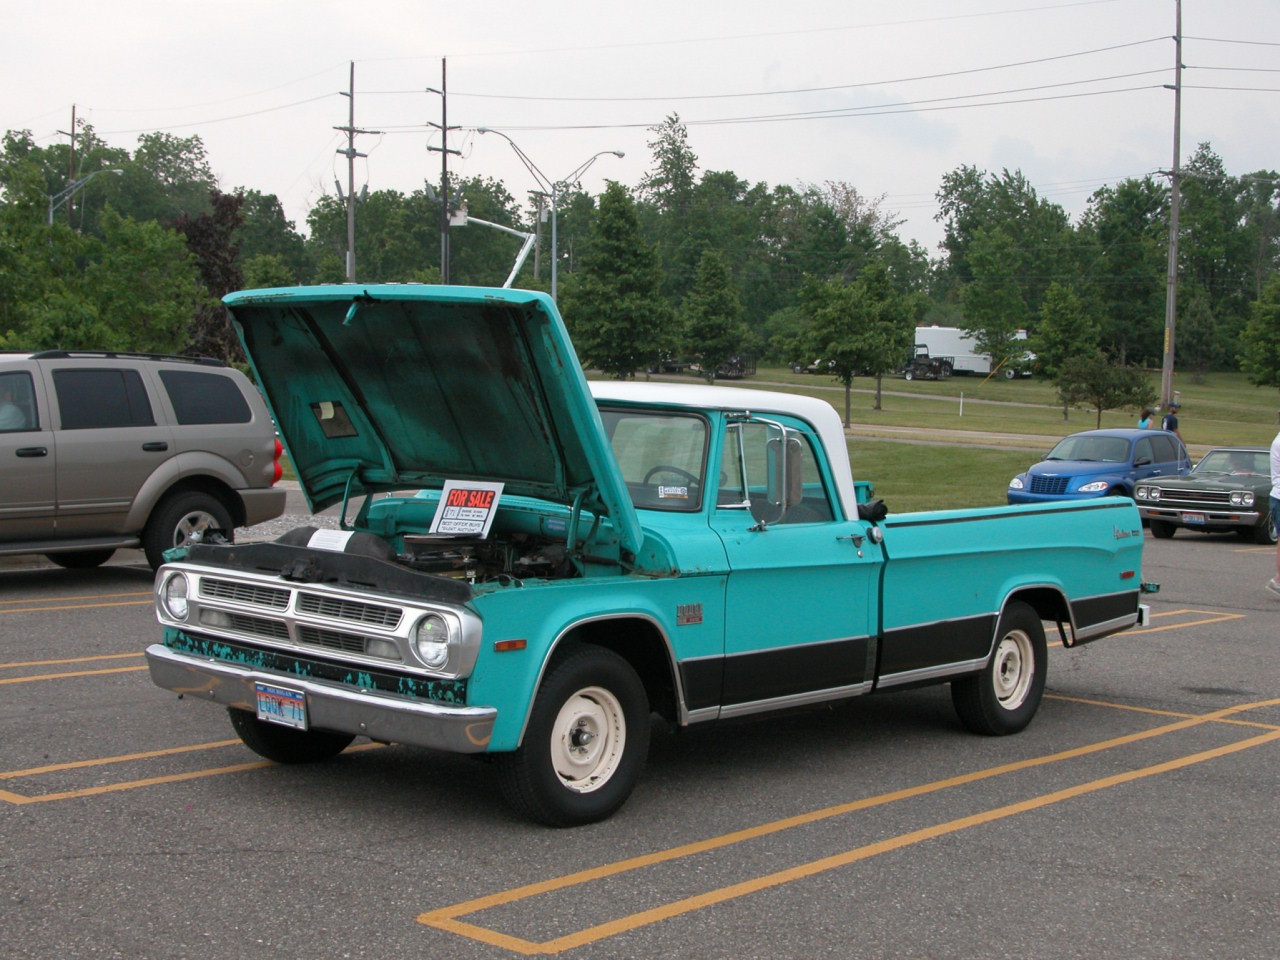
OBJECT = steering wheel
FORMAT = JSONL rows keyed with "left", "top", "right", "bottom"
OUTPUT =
{"left": 643, "top": 464, "right": 700, "bottom": 486}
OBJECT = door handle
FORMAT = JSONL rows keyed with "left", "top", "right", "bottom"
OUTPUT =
{"left": 142, "top": 441, "right": 169, "bottom": 452}
{"left": 15, "top": 447, "right": 48, "bottom": 457}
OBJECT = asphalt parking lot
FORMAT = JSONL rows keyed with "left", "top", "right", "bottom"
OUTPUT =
{"left": 2, "top": 523, "right": 1277, "bottom": 959}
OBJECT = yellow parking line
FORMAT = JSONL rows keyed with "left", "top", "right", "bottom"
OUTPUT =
{"left": 0, "top": 740, "right": 241, "bottom": 779}
{"left": 0, "top": 665, "right": 149, "bottom": 685}
{"left": 417, "top": 698, "right": 1280, "bottom": 954}
{"left": 0, "top": 599, "right": 152, "bottom": 614}
{"left": 1048, "top": 693, "right": 1280, "bottom": 731}
{"left": 1, "top": 652, "right": 144, "bottom": 669}
{"left": 0, "top": 741, "right": 386, "bottom": 804}
{"left": 0, "top": 591, "right": 151, "bottom": 607}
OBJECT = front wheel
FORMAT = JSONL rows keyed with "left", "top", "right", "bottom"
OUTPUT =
{"left": 144, "top": 491, "right": 234, "bottom": 569}
{"left": 903, "top": 370, "right": 915, "bottom": 381}
{"left": 496, "top": 645, "right": 650, "bottom": 827}
{"left": 951, "top": 601, "right": 1047, "bottom": 736}
{"left": 1149, "top": 520, "right": 1176, "bottom": 539}
{"left": 1254, "top": 510, "right": 1278, "bottom": 545}
{"left": 228, "top": 708, "right": 356, "bottom": 763}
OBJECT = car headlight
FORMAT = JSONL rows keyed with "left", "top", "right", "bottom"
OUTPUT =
{"left": 413, "top": 613, "right": 452, "bottom": 670}
{"left": 1009, "top": 476, "right": 1025, "bottom": 490}
{"left": 1078, "top": 481, "right": 1109, "bottom": 493}
{"left": 1230, "top": 491, "right": 1255, "bottom": 507}
{"left": 161, "top": 572, "right": 189, "bottom": 621}
{"left": 1147, "top": 487, "right": 1161, "bottom": 501}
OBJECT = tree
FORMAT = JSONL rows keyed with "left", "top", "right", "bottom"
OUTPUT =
{"left": 1177, "top": 289, "right": 1225, "bottom": 383}
{"left": 235, "top": 189, "right": 309, "bottom": 283}
{"left": 637, "top": 114, "right": 697, "bottom": 216}
{"left": 681, "top": 249, "right": 745, "bottom": 382}
{"left": 1032, "top": 281, "right": 1099, "bottom": 380}
{"left": 174, "top": 190, "right": 246, "bottom": 362}
{"left": 1239, "top": 274, "right": 1280, "bottom": 395}
{"left": 1056, "top": 351, "right": 1157, "bottom": 428}
{"left": 802, "top": 261, "right": 916, "bottom": 423}
{"left": 559, "top": 181, "right": 673, "bottom": 378}
{"left": 959, "top": 227, "right": 1028, "bottom": 373}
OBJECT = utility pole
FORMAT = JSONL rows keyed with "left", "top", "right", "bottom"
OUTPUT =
{"left": 1160, "top": 0, "right": 1182, "bottom": 407}
{"left": 335, "top": 63, "right": 379, "bottom": 282}
{"left": 426, "top": 59, "right": 461, "bottom": 283}
{"left": 57, "top": 105, "right": 76, "bottom": 226}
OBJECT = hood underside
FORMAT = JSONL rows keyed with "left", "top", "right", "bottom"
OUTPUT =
{"left": 224, "top": 284, "right": 641, "bottom": 555}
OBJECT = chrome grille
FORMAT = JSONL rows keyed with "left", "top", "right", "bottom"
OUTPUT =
{"left": 199, "top": 611, "right": 291, "bottom": 641}
{"left": 1158, "top": 489, "right": 1233, "bottom": 507}
{"left": 200, "top": 578, "right": 290, "bottom": 608}
{"left": 298, "top": 625, "right": 393, "bottom": 658}
{"left": 297, "top": 592, "right": 402, "bottom": 628}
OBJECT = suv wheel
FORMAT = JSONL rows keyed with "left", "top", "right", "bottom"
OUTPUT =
{"left": 144, "top": 492, "right": 234, "bottom": 569}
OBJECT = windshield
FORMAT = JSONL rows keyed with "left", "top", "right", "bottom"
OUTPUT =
{"left": 1046, "top": 435, "right": 1130, "bottom": 463}
{"left": 1194, "top": 450, "right": 1267, "bottom": 476}
{"left": 598, "top": 407, "right": 708, "bottom": 511}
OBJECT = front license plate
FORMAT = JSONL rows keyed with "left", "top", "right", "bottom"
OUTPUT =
{"left": 1183, "top": 512, "right": 1206, "bottom": 525}
{"left": 255, "top": 682, "right": 308, "bottom": 730}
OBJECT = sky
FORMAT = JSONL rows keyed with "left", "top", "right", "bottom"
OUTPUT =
{"left": 4, "top": 0, "right": 1278, "bottom": 256}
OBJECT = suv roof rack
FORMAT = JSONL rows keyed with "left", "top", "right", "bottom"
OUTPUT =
{"left": 29, "top": 350, "right": 225, "bottom": 367}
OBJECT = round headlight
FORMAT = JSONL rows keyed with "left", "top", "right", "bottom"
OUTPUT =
{"left": 162, "top": 573, "right": 189, "bottom": 620}
{"left": 414, "top": 614, "right": 451, "bottom": 669}
{"left": 1135, "top": 486, "right": 1148, "bottom": 499}
{"left": 1148, "top": 488, "right": 1161, "bottom": 501}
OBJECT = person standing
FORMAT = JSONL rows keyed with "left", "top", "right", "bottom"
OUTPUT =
{"left": 1269, "top": 427, "right": 1280, "bottom": 597}
{"left": 1137, "top": 407, "right": 1153, "bottom": 429}
{"left": 1161, "top": 400, "right": 1182, "bottom": 439}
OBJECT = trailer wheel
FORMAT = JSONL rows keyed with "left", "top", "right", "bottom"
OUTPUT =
{"left": 496, "top": 645, "right": 649, "bottom": 827}
{"left": 228, "top": 708, "right": 355, "bottom": 763}
{"left": 951, "top": 601, "right": 1046, "bottom": 736}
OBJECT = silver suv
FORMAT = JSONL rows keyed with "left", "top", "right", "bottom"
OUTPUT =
{"left": 0, "top": 351, "right": 286, "bottom": 569}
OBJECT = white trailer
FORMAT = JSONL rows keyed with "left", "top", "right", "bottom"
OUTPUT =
{"left": 913, "top": 326, "right": 1032, "bottom": 378}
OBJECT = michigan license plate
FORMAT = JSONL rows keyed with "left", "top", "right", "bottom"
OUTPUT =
{"left": 254, "top": 682, "right": 308, "bottom": 730}
{"left": 1183, "top": 512, "right": 1206, "bottom": 525}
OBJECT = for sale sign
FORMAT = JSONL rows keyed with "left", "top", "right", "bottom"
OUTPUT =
{"left": 429, "top": 480, "right": 505, "bottom": 537}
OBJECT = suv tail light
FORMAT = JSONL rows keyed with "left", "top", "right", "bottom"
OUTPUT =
{"left": 272, "top": 438, "right": 284, "bottom": 485}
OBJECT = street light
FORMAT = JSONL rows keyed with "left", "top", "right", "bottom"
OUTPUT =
{"left": 476, "top": 129, "right": 623, "bottom": 299}
{"left": 47, "top": 168, "right": 124, "bottom": 226}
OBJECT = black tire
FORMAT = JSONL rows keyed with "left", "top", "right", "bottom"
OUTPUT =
{"left": 1254, "top": 509, "right": 1278, "bottom": 546}
{"left": 951, "top": 601, "right": 1047, "bottom": 736}
{"left": 46, "top": 549, "right": 115, "bottom": 569}
{"left": 227, "top": 708, "right": 355, "bottom": 764}
{"left": 143, "top": 491, "right": 234, "bottom": 569}
{"left": 495, "top": 645, "right": 650, "bottom": 827}
{"left": 1149, "top": 520, "right": 1177, "bottom": 539}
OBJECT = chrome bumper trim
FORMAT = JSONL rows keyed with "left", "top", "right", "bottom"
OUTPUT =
{"left": 145, "top": 643, "right": 495, "bottom": 753}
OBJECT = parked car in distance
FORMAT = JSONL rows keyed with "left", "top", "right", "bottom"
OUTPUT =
{"left": 0, "top": 351, "right": 286, "bottom": 569}
{"left": 1135, "top": 447, "right": 1277, "bottom": 544}
{"left": 1007, "top": 428, "right": 1190, "bottom": 505}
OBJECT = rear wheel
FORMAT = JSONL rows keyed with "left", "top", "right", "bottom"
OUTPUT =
{"left": 496, "top": 645, "right": 650, "bottom": 827}
{"left": 1149, "top": 520, "right": 1176, "bottom": 539}
{"left": 903, "top": 370, "right": 915, "bottom": 381}
{"left": 228, "top": 708, "right": 355, "bottom": 764}
{"left": 143, "top": 491, "right": 234, "bottom": 569}
{"left": 952, "top": 601, "right": 1046, "bottom": 736}
{"left": 46, "top": 549, "right": 115, "bottom": 569}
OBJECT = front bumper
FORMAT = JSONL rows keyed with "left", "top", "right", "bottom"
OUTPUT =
{"left": 146, "top": 643, "right": 496, "bottom": 753}
{"left": 1138, "top": 505, "right": 1261, "bottom": 530}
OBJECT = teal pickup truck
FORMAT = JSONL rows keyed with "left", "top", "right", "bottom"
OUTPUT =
{"left": 147, "top": 285, "right": 1153, "bottom": 826}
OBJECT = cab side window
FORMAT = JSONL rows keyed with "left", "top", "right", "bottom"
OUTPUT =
{"left": 52, "top": 368, "right": 155, "bottom": 429}
{"left": 0, "top": 371, "right": 37, "bottom": 432}
{"left": 718, "top": 422, "right": 834, "bottom": 524}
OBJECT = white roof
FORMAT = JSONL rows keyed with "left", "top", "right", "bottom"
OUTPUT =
{"left": 589, "top": 380, "right": 859, "bottom": 518}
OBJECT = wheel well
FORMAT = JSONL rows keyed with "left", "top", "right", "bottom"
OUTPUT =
{"left": 555, "top": 618, "right": 679, "bottom": 723}
{"left": 1003, "top": 587, "right": 1070, "bottom": 633}
{"left": 154, "top": 477, "right": 244, "bottom": 527}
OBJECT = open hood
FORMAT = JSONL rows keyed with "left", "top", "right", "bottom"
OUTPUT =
{"left": 224, "top": 284, "right": 642, "bottom": 556}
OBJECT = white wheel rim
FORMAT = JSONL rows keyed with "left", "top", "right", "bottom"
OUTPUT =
{"left": 992, "top": 630, "right": 1034, "bottom": 710}
{"left": 174, "top": 510, "right": 218, "bottom": 548}
{"left": 550, "top": 685, "right": 626, "bottom": 794}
